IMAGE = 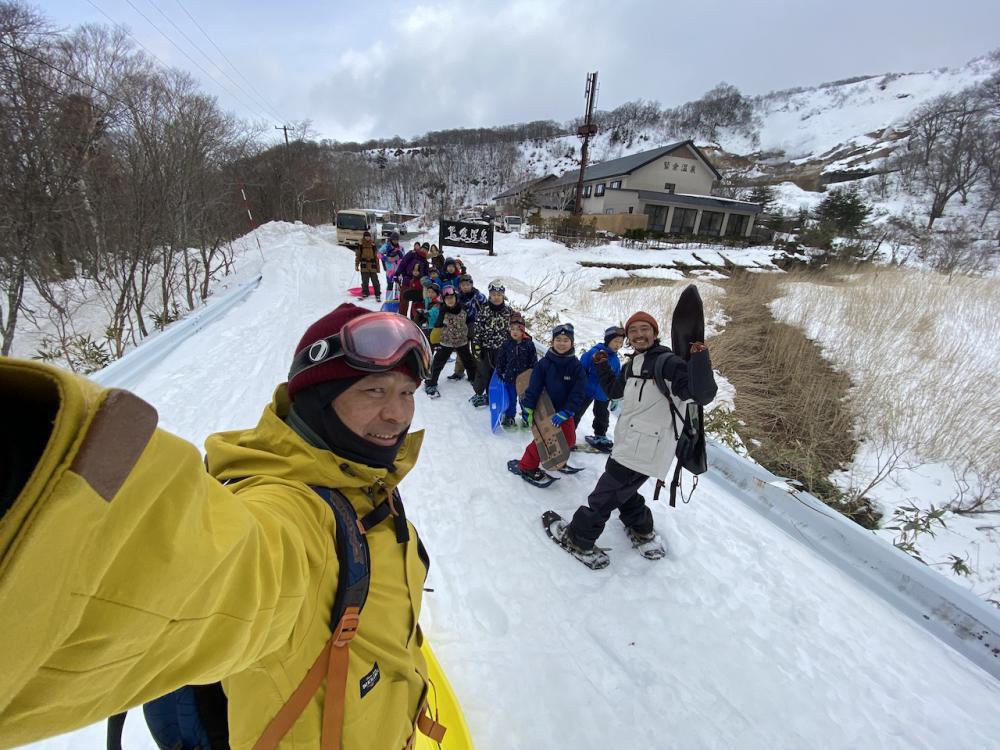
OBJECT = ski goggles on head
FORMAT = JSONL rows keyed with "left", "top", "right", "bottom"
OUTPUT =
{"left": 488, "top": 282, "right": 506, "bottom": 294}
{"left": 441, "top": 285, "right": 457, "bottom": 297}
{"left": 552, "top": 323, "right": 574, "bottom": 339}
{"left": 288, "top": 312, "right": 432, "bottom": 382}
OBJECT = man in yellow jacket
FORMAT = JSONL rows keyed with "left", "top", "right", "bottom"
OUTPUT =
{"left": 0, "top": 303, "right": 443, "bottom": 750}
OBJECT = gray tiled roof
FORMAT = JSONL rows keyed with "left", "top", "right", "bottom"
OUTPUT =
{"left": 634, "top": 190, "right": 762, "bottom": 214}
{"left": 546, "top": 140, "right": 722, "bottom": 188}
{"left": 493, "top": 174, "right": 558, "bottom": 200}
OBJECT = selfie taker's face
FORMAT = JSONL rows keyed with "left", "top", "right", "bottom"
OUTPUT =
{"left": 333, "top": 372, "right": 416, "bottom": 447}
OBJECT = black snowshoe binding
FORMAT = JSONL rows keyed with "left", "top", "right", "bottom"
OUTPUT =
{"left": 542, "top": 511, "right": 610, "bottom": 569}
{"left": 557, "top": 464, "right": 584, "bottom": 474}
{"left": 507, "top": 460, "right": 558, "bottom": 488}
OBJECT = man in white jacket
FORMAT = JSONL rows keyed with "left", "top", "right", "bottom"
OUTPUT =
{"left": 560, "top": 311, "right": 717, "bottom": 563}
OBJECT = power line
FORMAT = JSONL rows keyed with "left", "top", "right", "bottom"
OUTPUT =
{"left": 172, "top": 0, "right": 286, "bottom": 124}
{"left": 0, "top": 37, "right": 128, "bottom": 110}
{"left": 115, "top": 0, "right": 274, "bottom": 123}
{"left": 145, "top": 0, "right": 285, "bottom": 124}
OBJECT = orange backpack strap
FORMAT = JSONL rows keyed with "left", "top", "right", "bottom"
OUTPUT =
{"left": 252, "top": 487, "right": 369, "bottom": 750}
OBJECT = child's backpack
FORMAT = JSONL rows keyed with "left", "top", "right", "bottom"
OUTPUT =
{"left": 106, "top": 485, "right": 401, "bottom": 750}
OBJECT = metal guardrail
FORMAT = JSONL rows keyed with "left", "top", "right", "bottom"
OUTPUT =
{"left": 92, "top": 275, "right": 262, "bottom": 390}
{"left": 708, "top": 441, "right": 1000, "bottom": 680}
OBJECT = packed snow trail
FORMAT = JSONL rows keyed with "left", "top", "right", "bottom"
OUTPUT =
{"left": 21, "top": 224, "right": 1000, "bottom": 750}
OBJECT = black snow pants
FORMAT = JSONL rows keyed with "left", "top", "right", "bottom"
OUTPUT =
{"left": 427, "top": 344, "right": 477, "bottom": 387}
{"left": 574, "top": 398, "right": 610, "bottom": 437}
{"left": 360, "top": 272, "right": 381, "bottom": 297}
{"left": 567, "top": 458, "right": 654, "bottom": 550}
{"left": 472, "top": 347, "right": 499, "bottom": 396}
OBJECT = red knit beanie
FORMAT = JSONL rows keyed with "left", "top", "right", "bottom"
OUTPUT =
{"left": 625, "top": 311, "right": 659, "bottom": 337}
{"left": 287, "top": 303, "right": 416, "bottom": 399}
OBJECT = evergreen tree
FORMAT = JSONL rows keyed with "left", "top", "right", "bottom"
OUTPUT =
{"left": 815, "top": 187, "right": 871, "bottom": 235}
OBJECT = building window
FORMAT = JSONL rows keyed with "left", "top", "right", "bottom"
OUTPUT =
{"left": 699, "top": 210, "right": 725, "bottom": 237}
{"left": 595, "top": 183, "right": 606, "bottom": 196}
{"left": 725, "top": 213, "right": 749, "bottom": 237}
{"left": 605, "top": 208, "right": 614, "bottom": 214}
{"left": 628, "top": 206, "right": 634, "bottom": 213}
{"left": 583, "top": 185, "right": 591, "bottom": 198}
{"left": 610, "top": 180, "right": 621, "bottom": 189}
{"left": 664, "top": 183, "right": 675, "bottom": 193}
{"left": 670, "top": 207, "right": 698, "bottom": 235}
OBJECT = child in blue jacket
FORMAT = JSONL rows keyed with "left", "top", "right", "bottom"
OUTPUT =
{"left": 509, "top": 322, "right": 586, "bottom": 484}
{"left": 494, "top": 311, "right": 537, "bottom": 427}
{"left": 574, "top": 325, "right": 625, "bottom": 449}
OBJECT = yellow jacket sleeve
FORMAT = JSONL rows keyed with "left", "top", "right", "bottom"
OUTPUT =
{"left": 0, "top": 358, "right": 330, "bottom": 747}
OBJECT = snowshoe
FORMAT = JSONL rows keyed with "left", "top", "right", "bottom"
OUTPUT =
{"left": 542, "top": 511, "right": 610, "bottom": 570}
{"left": 424, "top": 384, "right": 441, "bottom": 399}
{"left": 557, "top": 464, "right": 584, "bottom": 474}
{"left": 520, "top": 414, "right": 531, "bottom": 428}
{"left": 469, "top": 393, "right": 488, "bottom": 408}
{"left": 585, "top": 435, "right": 614, "bottom": 453}
{"left": 507, "top": 460, "right": 558, "bottom": 488}
{"left": 626, "top": 527, "right": 667, "bottom": 560}
{"left": 501, "top": 416, "right": 516, "bottom": 428}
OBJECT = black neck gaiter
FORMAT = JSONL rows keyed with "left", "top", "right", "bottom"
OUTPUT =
{"left": 290, "top": 381, "right": 408, "bottom": 471}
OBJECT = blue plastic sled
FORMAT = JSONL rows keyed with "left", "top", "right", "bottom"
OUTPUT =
{"left": 380, "top": 300, "right": 399, "bottom": 313}
{"left": 489, "top": 371, "right": 509, "bottom": 433}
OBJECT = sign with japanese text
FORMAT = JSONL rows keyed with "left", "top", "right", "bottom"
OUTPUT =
{"left": 439, "top": 219, "right": 494, "bottom": 254}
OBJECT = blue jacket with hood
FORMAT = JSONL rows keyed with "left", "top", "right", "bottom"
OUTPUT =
{"left": 580, "top": 342, "right": 621, "bottom": 401}
{"left": 521, "top": 348, "right": 586, "bottom": 415}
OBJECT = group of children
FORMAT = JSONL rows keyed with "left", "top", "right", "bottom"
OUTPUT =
{"left": 358, "top": 228, "right": 628, "bottom": 484}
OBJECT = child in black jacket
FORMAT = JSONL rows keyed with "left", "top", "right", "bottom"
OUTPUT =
{"left": 494, "top": 312, "right": 537, "bottom": 427}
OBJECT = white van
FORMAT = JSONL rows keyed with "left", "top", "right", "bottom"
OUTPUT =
{"left": 502, "top": 215, "right": 522, "bottom": 233}
{"left": 336, "top": 209, "right": 378, "bottom": 248}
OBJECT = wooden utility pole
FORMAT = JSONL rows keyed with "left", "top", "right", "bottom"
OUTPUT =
{"left": 275, "top": 124, "right": 294, "bottom": 148}
{"left": 573, "top": 71, "right": 599, "bottom": 216}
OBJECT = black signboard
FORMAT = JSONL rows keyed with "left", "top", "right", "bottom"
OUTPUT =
{"left": 439, "top": 219, "right": 495, "bottom": 255}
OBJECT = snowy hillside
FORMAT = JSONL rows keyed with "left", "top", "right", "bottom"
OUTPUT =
{"left": 20, "top": 224, "right": 1000, "bottom": 750}
{"left": 521, "top": 51, "right": 1000, "bottom": 180}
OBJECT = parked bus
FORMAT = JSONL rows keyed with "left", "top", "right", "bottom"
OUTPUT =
{"left": 335, "top": 209, "right": 377, "bottom": 248}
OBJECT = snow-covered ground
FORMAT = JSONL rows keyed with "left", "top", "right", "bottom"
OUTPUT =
{"left": 19, "top": 224, "right": 1000, "bottom": 750}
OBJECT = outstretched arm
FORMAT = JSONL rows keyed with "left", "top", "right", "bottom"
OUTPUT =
{"left": 0, "top": 360, "right": 325, "bottom": 747}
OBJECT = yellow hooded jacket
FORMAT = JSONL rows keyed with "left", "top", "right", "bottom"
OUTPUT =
{"left": 0, "top": 357, "right": 430, "bottom": 749}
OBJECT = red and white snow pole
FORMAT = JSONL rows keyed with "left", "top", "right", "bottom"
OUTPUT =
{"left": 240, "top": 182, "right": 264, "bottom": 260}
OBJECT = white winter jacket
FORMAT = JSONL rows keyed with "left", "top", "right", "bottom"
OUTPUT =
{"left": 598, "top": 345, "right": 717, "bottom": 480}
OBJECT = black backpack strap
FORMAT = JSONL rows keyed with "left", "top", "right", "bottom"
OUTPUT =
{"left": 311, "top": 487, "right": 371, "bottom": 631}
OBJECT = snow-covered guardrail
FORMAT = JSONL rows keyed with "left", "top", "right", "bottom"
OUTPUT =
{"left": 708, "top": 442, "right": 1000, "bottom": 681}
{"left": 92, "top": 275, "right": 262, "bottom": 390}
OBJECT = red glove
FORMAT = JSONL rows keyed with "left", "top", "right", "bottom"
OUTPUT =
{"left": 593, "top": 350, "right": 609, "bottom": 365}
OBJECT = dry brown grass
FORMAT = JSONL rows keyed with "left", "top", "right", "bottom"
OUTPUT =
{"left": 711, "top": 271, "right": 878, "bottom": 526}
{"left": 771, "top": 266, "right": 1000, "bottom": 481}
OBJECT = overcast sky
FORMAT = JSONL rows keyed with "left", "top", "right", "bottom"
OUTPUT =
{"left": 43, "top": 0, "right": 1000, "bottom": 143}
